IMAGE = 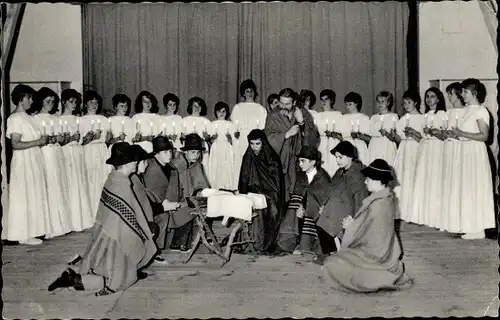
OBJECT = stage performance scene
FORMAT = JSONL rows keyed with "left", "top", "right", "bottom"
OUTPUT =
{"left": 1, "top": 1, "right": 498, "bottom": 318}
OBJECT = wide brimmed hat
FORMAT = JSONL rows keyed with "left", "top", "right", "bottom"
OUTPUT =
{"left": 106, "top": 142, "right": 136, "bottom": 166}
{"left": 361, "top": 159, "right": 394, "bottom": 182}
{"left": 180, "top": 133, "right": 206, "bottom": 151}
{"left": 130, "top": 144, "right": 153, "bottom": 162}
{"left": 297, "top": 146, "right": 321, "bottom": 161}
{"left": 330, "top": 140, "right": 357, "bottom": 159}
{"left": 152, "top": 136, "right": 175, "bottom": 154}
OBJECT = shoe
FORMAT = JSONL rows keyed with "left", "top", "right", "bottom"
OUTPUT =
{"left": 292, "top": 249, "right": 302, "bottom": 256}
{"left": 461, "top": 231, "right": 485, "bottom": 240}
{"left": 312, "top": 256, "right": 325, "bottom": 266}
{"left": 137, "top": 270, "right": 148, "bottom": 280}
{"left": 153, "top": 255, "right": 169, "bottom": 265}
{"left": 19, "top": 238, "right": 43, "bottom": 245}
{"left": 170, "top": 245, "right": 192, "bottom": 253}
{"left": 95, "top": 286, "right": 116, "bottom": 296}
{"left": 48, "top": 268, "right": 77, "bottom": 291}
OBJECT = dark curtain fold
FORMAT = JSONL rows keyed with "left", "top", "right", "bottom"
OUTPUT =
{"left": 82, "top": 2, "right": 409, "bottom": 118}
{"left": 406, "top": 1, "right": 419, "bottom": 94}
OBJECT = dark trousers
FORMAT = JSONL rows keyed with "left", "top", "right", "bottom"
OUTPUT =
{"left": 316, "top": 226, "right": 338, "bottom": 255}
{"left": 171, "top": 221, "right": 194, "bottom": 247}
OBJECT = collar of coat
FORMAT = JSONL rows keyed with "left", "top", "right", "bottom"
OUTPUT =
{"left": 354, "top": 187, "right": 393, "bottom": 218}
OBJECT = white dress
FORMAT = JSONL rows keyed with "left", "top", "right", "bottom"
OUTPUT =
{"left": 160, "top": 114, "right": 183, "bottom": 150}
{"left": 182, "top": 115, "right": 212, "bottom": 175}
{"left": 458, "top": 105, "right": 496, "bottom": 233}
{"left": 80, "top": 114, "right": 111, "bottom": 217}
{"left": 367, "top": 113, "right": 399, "bottom": 165}
{"left": 314, "top": 110, "right": 344, "bottom": 177}
{"left": 409, "top": 110, "right": 447, "bottom": 227}
{"left": 2, "top": 112, "right": 51, "bottom": 241}
{"left": 131, "top": 113, "right": 162, "bottom": 153}
{"left": 207, "top": 120, "right": 237, "bottom": 190}
{"left": 340, "top": 113, "right": 370, "bottom": 165}
{"left": 32, "top": 113, "right": 72, "bottom": 238}
{"left": 393, "top": 113, "right": 425, "bottom": 222}
{"left": 230, "top": 102, "right": 267, "bottom": 181}
{"left": 440, "top": 108, "right": 467, "bottom": 232}
{"left": 59, "top": 114, "right": 94, "bottom": 231}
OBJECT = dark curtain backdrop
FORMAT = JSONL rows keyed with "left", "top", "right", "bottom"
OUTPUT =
{"left": 82, "top": 2, "right": 409, "bottom": 119}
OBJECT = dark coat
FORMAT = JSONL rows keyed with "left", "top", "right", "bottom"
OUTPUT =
{"left": 316, "top": 161, "right": 369, "bottom": 238}
{"left": 170, "top": 153, "right": 211, "bottom": 199}
{"left": 143, "top": 158, "right": 182, "bottom": 202}
{"left": 293, "top": 167, "right": 332, "bottom": 220}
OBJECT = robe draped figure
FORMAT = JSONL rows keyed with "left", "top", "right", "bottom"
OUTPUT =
{"left": 275, "top": 166, "right": 331, "bottom": 253}
{"left": 322, "top": 188, "right": 414, "bottom": 293}
{"left": 170, "top": 152, "right": 211, "bottom": 199}
{"left": 238, "top": 129, "right": 285, "bottom": 254}
{"left": 78, "top": 170, "right": 157, "bottom": 292}
{"left": 264, "top": 108, "right": 320, "bottom": 201}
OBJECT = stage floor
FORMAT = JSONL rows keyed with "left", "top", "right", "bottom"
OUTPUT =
{"left": 2, "top": 222, "right": 499, "bottom": 318}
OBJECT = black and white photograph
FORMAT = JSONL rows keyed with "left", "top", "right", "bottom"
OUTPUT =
{"left": 0, "top": 1, "right": 498, "bottom": 318}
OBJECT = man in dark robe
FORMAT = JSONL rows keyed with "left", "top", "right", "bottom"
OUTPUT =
{"left": 48, "top": 142, "right": 157, "bottom": 296}
{"left": 275, "top": 146, "right": 331, "bottom": 255}
{"left": 238, "top": 129, "right": 285, "bottom": 254}
{"left": 264, "top": 88, "right": 320, "bottom": 201}
{"left": 315, "top": 141, "right": 369, "bottom": 264}
{"left": 142, "top": 137, "right": 196, "bottom": 255}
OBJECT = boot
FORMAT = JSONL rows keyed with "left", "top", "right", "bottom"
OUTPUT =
{"left": 48, "top": 268, "right": 79, "bottom": 291}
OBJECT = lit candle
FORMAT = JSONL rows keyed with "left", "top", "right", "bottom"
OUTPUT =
{"left": 392, "top": 116, "right": 397, "bottom": 129}
{"left": 97, "top": 119, "right": 102, "bottom": 131}
{"left": 215, "top": 123, "right": 218, "bottom": 131}
{"left": 430, "top": 115, "right": 434, "bottom": 128}
{"left": 137, "top": 120, "right": 141, "bottom": 133}
{"left": 149, "top": 121, "right": 153, "bottom": 134}
{"left": 64, "top": 120, "right": 69, "bottom": 133}
{"left": 108, "top": 118, "right": 111, "bottom": 132}
{"left": 42, "top": 121, "right": 46, "bottom": 135}
{"left": 332, "top": 120, "right": 336, "bottom": 131}
{"left": 59, "top": 120, "right": 63, "bottom": 133}
{"left": 256, "top": 120, "right": 260, "bottom": 128}
{"left": 405, "top": 114, "right": 410, "bottom": 127}
{"left": 162, "top": 123, "right": 166, "bottom": 135}
{"left": 50, "top": 120, "right": 55, "bottom": 135}
{"left": 91, "top": 120, "right": 95, "bottom": 132}
{"left": 356, "top": 119, "right": 360, "bottom": 132}
{"left": 424, "top": 114, "right": 428, "bottom": 128}
{"left": 444, "top": 114, "right": 449, "bottom": 129}
{"left": 325, "top": 119, "right": 329, "bottom": 131}
{"left": 173, "top": 122, "right": 176, "bottom": 135}
{"left": 235, "top": 120, "right": 239, "bottom": 131}
{"left": 380, "top": 115, "right": 385, "bottom": 130}
{"left": 121, "top": 120, "right": 125, "bottom": 134}
{"left": 455, "top": 115, "right": 459, "bottom": 128}
{"left": 193, "top": 121, "right": 196, "bottom": 132}
{"left": 350, "top": 120, "right": 355, "bottom": 132}
{"left": 227, "top": 123, "right": 230, "bottom": 134}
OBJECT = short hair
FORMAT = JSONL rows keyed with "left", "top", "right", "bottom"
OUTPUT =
{"left": 344, "top": 91, "right": 363, "bottom": 111}
{"left": 11, "top": 84, "right": 36, "bottom": 106}
{"left": 187, "top": 96, "right": 208, "bottom": 116}
{"left": 135, "top": 91, "right": 159, "bottom": 114}
{"left": 112, "top": 93, "right": 131, "bottom": 116}
{"left": 320, "top": 89, "right": 336, "bottom": 105}
{"left": 278, "top": 88, "right": 298, "bottom": 102}
{"left": 82, "top": 90, "right": 103, "bottom": 115}
{"left": 461, "top": 78, "right": 487, "bottom": 104}
{"left": 267, "top": 93, "right": 279, "bottom": 106}
{"left": 61, "top": 89, "right": 82, "bottom": 115}
{"left": 376, "top": 91, "right": 394, "bottom": 111}
{"left": 239, "top": 79, "right": 259, "bottom": 98}
{"left": 424, "top": 87, "right": 447, "bottom": 114}
{"left": 30, "top": 87, "right": 60, "bottom": 115}
{"left": 402, "top": 90, "right": 422, "bottom": 111}
{"left": 162, "top": 93, "right": 180, "bottom": 114}
{"left": 445, "top": 82, "right": 465, "bottom": 106}
{"left": 214, "top": 101, "right": 230, "bottom": 120}
{"left": 300, "top": 89, "right": 317, "bottom": 109}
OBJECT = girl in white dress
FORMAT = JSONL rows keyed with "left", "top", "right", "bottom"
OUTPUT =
{"left": 316, "top": 89, "right": 344, "bottom": 177}
{"left": 207, "top": 102, "right": 237, "bottom": 190}
{"left": 182, "top": 96, "right": 212, "bottom": 175}
{"left": 409, "top": 88, "right": 448, "bottom": 227}
{"left": 266, "top": 93, "right": 280, "bottom": 112}
{"left": 81, "top": 91, "right": 111, "bottom": 217}
{"left": 452, "top": 79, "right": 496, "bottom": 239}
{"left": 341, "top": 92, "right": 370, "bottom": 165}
{"left": 231, "top": 80, "right": 267, "bottom": 181}
{"left": 392, "top": 90, "right": 425, "bottom": 221}
{"left": 132, "top": 91, "right": 161, "bottom": 153}
{"left": 441, "top": 83, "right": 467, "bottom": 233}
{"left": 160, "top": 93, "right": 183, "bottom": 150}
{"left": 3, "top": 84, "right": 50, "bottom": 245}
{"left": 31, "top": 87, "right": 72, "bottom": 239}
{"left": 366, "top": 91, "right": 399, "bottom": 165}
{"left": 107, "top": 94, "right": 134, "bottom": 151}
{"left": 59, "top": 89, "right": 94, "bottom": 231}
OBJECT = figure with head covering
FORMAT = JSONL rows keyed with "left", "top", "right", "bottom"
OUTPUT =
{"left": 264, "top": 88, "right": 320, "bottom": 201}
{"left": 315, "top": 141, "right": 369, "bottom": 262}
{"left": 322, "top": 159, "right": 414, "bottom": 293}
{"left": 274, "top": 146, "right": 331, "bottom": 255}
{"left": 48, "top": 142, "right": 158, "bottom": 296}
{"left": 142, "top": 136, "right": 196, "bottom": 256}
{"left": 237, "top": 129, "right": 285, "bottom": 254}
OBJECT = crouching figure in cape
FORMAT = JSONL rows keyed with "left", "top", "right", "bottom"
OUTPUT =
{"left": 48, "top": 142, "right": 158, "bottom": 296}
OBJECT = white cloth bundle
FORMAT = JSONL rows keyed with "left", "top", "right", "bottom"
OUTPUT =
{"left": 204, "top": 190, "right": 268, "bottom": 222}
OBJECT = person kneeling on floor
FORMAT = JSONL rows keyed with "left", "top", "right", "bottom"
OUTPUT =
{"left": 48, "top": 142, "right": 158, "bottom": 296}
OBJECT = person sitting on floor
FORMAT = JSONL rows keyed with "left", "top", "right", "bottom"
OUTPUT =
{"left": 315, "top": 141, "right": 369, "bottom": 263}
{"left": 237, "top": 129, "right": 285, "bottom": 254}
{"left": 48, "top": 142, "right": 157, "bottom": 296}
{"left": 142, "top": 136, "right": 196, "bottom": 256}
{"left": 274, "top": 146, "right": 330, "bottom": 255}
{"left": 322, "top": 158, "right": 414, "bottom": 293}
